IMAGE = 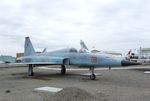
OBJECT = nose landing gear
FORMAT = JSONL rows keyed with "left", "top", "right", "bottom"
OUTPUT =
{"left": 89, "top": 67, "right": 96, "bottom": 80}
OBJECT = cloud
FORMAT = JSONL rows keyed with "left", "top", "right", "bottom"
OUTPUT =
{"left": 0, "top": 0, "right": 150, "bottom": 56}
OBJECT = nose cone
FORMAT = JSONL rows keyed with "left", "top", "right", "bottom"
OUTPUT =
{"left": 121, "top": 60, "right": 141, "bottom": 66}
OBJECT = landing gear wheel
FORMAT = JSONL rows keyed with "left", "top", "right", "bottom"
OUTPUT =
{"left": 90, "top": 74, "right": 96, "bottom": 80}
{"left": 61, "top": 65, "right": 66, "bottom": 75}
{"left": 29, "top": 70, "right": 34, "bottom": 76}
{"left": 28, "top": 65, "right": 34, "bottom": 76}
{"left": 109, "top": 66, "right": 111, "bottom": 70}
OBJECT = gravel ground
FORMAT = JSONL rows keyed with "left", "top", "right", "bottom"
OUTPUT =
{"left": 0, "top": 65, "right": 150, "bottom": 101}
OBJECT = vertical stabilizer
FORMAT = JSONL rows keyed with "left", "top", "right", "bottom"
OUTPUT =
{"left": 42, "top": 48, "right": 47, "bottom": 53}
{"left": 80, "top": 40, "right": 89, "bottom": 50}
{"left": 79, "top": 40, "right": 90, "bottom": 53}
{"left": 24, "top": 37, "right": 36, "bottom": 56}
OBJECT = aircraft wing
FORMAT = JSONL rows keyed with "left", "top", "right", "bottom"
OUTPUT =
{"left": 15, "top": 62, "right": 62, "bottom": 65}
{"left": 20, "top": 56, "right": 69, "bottom": 65}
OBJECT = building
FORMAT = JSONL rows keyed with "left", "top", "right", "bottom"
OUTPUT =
{"left": 16, "top": 53, "right": 24, "bottom": 62}
{"left": 137, "top": 47, "right": 150, "bottom": 59}
{"left": 0, "top": 55, "right": 16, "bottom": 63}
{"left": 16, "top": 52, "right": 42, "bottom": 62}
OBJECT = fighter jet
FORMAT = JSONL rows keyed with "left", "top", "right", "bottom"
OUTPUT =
{"left": 79, "top": 40, "right": 122, "bottom": 56}
{"left": 20, "top": 37, "right": 140, "bottom": 80}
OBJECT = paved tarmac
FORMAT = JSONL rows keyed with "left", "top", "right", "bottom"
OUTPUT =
{"left": 0, "top": 64, "right": 150, "bottom": 101}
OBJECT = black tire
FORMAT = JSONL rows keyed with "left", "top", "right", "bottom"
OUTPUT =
{"left": 90, "top": 74, "right": 96, "bottom": 80}
{"left": 28, "top": 72, "right": 34, "bottom": 76}
{"left": 28, "top": 65, "right": 34, "bottom": 76}
{"left": 109, "top": 66, "right": 111, "bottom": 70}
{"left": 61, "top": 65, "right": 66, "bottom": 75}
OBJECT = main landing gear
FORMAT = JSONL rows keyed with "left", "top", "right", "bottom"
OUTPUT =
{"left": 61, "top": 65, "right": 66, "bottom": 75}
{"left": 109, "top": 66, "right": 111, "bottom": 70}
{"left": 89, "top": 67, "right": 96, "bottom": 80}
{"left": 28, "top": 64, "right": 34, "bottom": 76}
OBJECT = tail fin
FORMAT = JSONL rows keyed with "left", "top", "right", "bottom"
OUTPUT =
{"left": 79, "top": 40, "right": 90, "bottom": 53}
{"left": 24, "top": 37, "right": 36, "bottom": 56}
{"left": 125, "top": 49, "right": 132, "bottom": 60}
{"left": 42, "top": 48, "right": 47, "bottom": 53}
{"left": 127, "top": 49, "right": 132, "bottom": 55}
{"left": 80, "top": 40, "right": 89, "bottom": 50}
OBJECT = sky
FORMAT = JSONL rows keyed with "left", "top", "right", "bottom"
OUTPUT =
{"left": 0, "top": 0, "right": 150, "bottom": 56}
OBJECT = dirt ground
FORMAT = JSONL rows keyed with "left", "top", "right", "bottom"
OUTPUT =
{"left": 0, "top": 65, "right": 150, "bottom": 101}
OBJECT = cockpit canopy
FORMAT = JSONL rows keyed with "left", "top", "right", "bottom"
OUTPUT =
{"left": 69, "top": 48, "right": 78, "bottom": 53}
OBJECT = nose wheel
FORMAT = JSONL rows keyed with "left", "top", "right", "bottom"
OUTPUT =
{"left": 89, "top": 67, "right": 96, "bottom": 80}
{"left": 90, "top": 74, "right": 96, "bottom": 80}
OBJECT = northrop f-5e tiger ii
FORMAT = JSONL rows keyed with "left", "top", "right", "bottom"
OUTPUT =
{"left": 20, "top": 37, "right": 140, "bottom": 80}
